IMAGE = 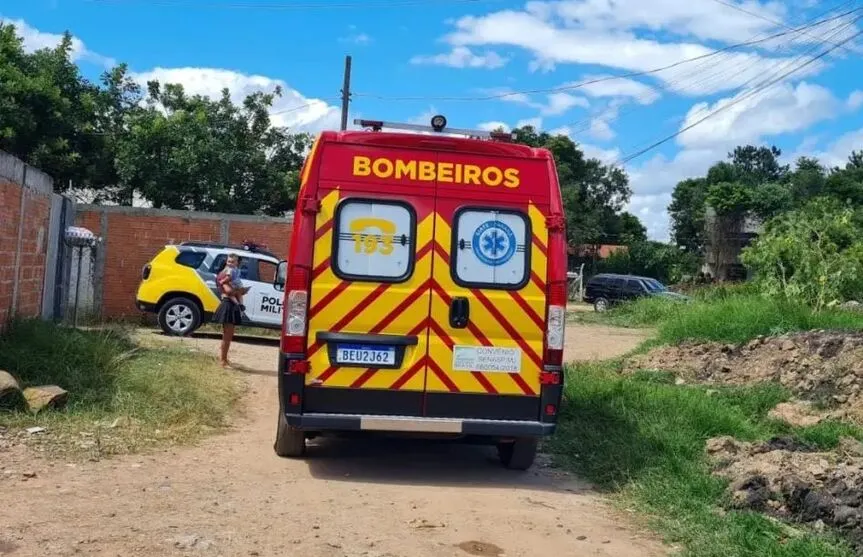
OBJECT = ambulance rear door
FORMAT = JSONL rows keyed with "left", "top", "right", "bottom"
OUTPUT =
{"left": 426, "top": 152, "right": 549, "bottom": 420}
{"left": 301, "top": 140, "right": 436, "bottom": 417}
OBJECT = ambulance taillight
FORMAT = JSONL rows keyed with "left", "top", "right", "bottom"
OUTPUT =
{"left": 282, "top": 266, "right": 310, "bottom": 354}
{"left": 543, "top": 214, "right": 567, "bottom": 370}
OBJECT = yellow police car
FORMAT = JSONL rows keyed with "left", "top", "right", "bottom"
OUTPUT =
{"left": 135, "top": 241, "right": 285, "bottom": 335}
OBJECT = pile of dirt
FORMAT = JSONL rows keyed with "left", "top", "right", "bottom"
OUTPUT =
{"left": 628, "top": 331, "right": 863, "bottom": 416}
{"left": 708, "top": 436, "right": 863, "bottom": 547}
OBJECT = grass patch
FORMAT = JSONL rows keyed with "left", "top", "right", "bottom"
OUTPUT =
{"left": 547, "top": 361, "right": 856, "bottom": 556}
{"left": 570, "top": 293, "right": 863, "bottom": 344}
{"left": 0, "top": 319, "right": 242, "bottom": 458}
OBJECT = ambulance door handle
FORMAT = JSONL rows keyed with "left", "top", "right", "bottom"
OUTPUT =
{"left": 449, "top": 297, "right": 470, "bottom": 329}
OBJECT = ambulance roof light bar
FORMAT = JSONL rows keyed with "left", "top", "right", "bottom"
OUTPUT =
{"left": 352, "top": 115, "right": 514, "bottom": 142}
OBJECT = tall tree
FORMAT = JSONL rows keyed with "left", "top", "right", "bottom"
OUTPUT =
{"left": 115, "top": 81, "right": 312, "bottom": 215}
{"left": 509, "top": 125, "right": 635, "bottom": 245}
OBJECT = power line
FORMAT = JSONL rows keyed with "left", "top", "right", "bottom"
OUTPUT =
{"left": 563, "top": 2, "right": 860, "bottom": 136}
{"left": 270, "top": 97, "right": 340, "bottom": 116}
{"left": 351, "top": 5, "right": 862, "bottom": 102}
{"left": 616, "top": 22, "right": 863, "bottom": 167}
{"left": 705, "top": 0, "right": 860, "bottom": 54}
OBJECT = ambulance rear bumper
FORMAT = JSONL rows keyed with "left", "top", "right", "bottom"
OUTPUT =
{"left": 284, "top": 412, "right": 556, "bottom": 437}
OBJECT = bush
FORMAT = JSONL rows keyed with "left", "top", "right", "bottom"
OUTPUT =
{"left": 742, "top": 198, "right": 863, "bottom": 310}
{"left": 0, "top": 319, "right": 241, "bottom": 455}
{"left": 596, "top": 240, "right": 700, "bottom": 284}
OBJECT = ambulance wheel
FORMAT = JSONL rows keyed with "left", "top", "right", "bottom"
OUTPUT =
{"left": 158, "top": 297, "right": 202, "bottom": 336}
{"left": 497, "top": 438, "right": 538, "bottom": 470}
{"left": 274, "top": 411, "right": 306, "bottom": 457}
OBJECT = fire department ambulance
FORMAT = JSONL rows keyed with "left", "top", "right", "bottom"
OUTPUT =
{"left": 272, "top": 115, "right": 566, "bottom": 470}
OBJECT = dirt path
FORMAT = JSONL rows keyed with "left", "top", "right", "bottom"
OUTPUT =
{"left": 2, "top": 324, "right": 659, "bottom": 557}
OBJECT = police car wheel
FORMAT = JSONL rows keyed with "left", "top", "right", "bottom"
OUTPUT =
{"left": 274, "top": 411, "right": 306, "bottom": 457}
{"left": 497, "top": 438, "right": 538, "bottom": 470}
{"left": 158, "top": 297, "right": 201, "bottom": 336}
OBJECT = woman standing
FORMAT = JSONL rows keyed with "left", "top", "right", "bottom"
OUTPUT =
{"left": 213, "top": 253, "right": 247, "bottom": 367}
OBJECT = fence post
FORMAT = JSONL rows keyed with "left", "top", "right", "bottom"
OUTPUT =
{"left": 10, "top": 165, "right": 27, "bottom": 317}
{"left": 91, "top": 208, "right": 108, "bottom": 320}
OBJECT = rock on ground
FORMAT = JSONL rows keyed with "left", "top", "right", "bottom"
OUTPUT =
{"left": 707, "top": 435, "right": 863, "bottom": 548}
{"left": 628, "top": 331, "right": 863, "bottom": 418}
{"left": 0, "top": 370, "right": 24, "bottom": 411}
{"left": 22, "top": 385, "right": 69, "bottom": 413}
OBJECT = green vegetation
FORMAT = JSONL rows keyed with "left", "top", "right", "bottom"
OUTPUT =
{"left": 548, "top": 362, "right": 857, "bottom": 557}
{"left": 570, "top": 292, "right": 863, "bottom": 343}
{"left": 0, "top": 319, "right": 241, "bottom": 457}
{"left": 597, "top": 240, "right": 700, "bottom": 284}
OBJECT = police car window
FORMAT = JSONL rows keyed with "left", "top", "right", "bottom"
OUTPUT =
{"left": 210, "top": 254, "right": 252, "bottom": 280}
{"left": 334, "top": 200, "right": 415, "bottom": 282}
{"left": 258, "top": 260, "right": 277, "bottom": 283}
{"left": 175, "top": 251, "right": 206, "bottom": 269}
{"left": 454, "top": 209, "right": 528, "bottom": 288}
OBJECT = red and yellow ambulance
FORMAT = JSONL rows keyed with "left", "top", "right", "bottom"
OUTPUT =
{"left": 273, "top": 116, "right": 567, "bottom": 470}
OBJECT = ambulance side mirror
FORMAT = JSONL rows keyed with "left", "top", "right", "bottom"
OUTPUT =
{"left": 274, "top": 261, "right": 287, "bottom": 292}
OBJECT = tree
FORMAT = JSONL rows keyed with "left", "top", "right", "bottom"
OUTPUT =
{"left": 741, "top": 198, "right": 863, "bottom": 310}
{"left": 668, "top": 177, "right": 709, "bottom": 253}
{"left": 0, "top": 23, "right": 109, "bottom": 191}
{"left": 509, "top": 125, "right": 634, "bottom": 245}
{"left": 114, "top": 81, "right": 312, "bottom": 215}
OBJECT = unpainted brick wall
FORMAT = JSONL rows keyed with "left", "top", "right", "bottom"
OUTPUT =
{"left": 75, "top": 206, "right": 293, "bottom": 319}
{"left": 0, "top": 151, "right": 53, "bottom": 327}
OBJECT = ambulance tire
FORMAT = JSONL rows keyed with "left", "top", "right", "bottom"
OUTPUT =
{"left": 497, "top": 438, "right": 538, "bottom": 470}
{"left": 274, "top": 411, "right": 306, "bottom": 457}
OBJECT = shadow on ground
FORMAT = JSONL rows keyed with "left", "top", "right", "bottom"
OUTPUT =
{"left": 300, "top": 435, "right": 592, "bottom": 493}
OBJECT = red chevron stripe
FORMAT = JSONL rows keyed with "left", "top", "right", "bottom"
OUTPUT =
{"left": 428, "top": 359, "right": 459, "bottom": 392}
{"left": 433, "top": 241, "right": 450, "bottom": 264}
{"left": 315, "top": 220, "right": 333, "bottom": 242}
{"left": 317, "top": 365, "right": 338, "bottom": 383}
{"left": 309, "top": 280, "right": 349, "bottom": 319}
{"left": 531, "top": 270, "right": 546, "bottom": 291}
{"left": 472, "top": 289, "right": 543, "bottom": 370}
{"left": 509, "top": 290, "right": 544, "bottom": 329}
{"left": 312, "top": 258, "right": 330, "bottom": 280}
{"left": 350, "top": 368, "right": 377, "bottom": 389}
{"left": 510, "top": 373, "right": 535, "bottom": 396}
{"left": 471, "top": 371, "right": 498, "bottom": 394}
{"left": 391, "top": 356, "right": 427, "bottom": 390}
{"left": 532, "top": 236, "right": 548, "bottom": 257}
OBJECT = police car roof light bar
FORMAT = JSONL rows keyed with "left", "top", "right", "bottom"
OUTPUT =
{"left": 353, "top": 117, "right": 514, "bottom": 142}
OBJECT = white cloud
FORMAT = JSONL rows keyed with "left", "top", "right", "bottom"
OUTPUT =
{"left": 132, "top": 67, "right": 340, "bottom": 133}
{"left": 486, "top": 87, "right": 589, "bottom": 116}
{"left": 570, "top": 76, "right": 660, "bottom": 104}
{"left": 588, "top": 117, "right": 615, "bottom": 141}
{"left": 478, "top": 121, "right": 510, "bottom": 132}
{"left": 849, "top": 90, "right": 863, "bottom": 111}
{"left": 410, "top": 46, "right": 508, "bottom": 69}
{"left": 0, "top": 17, "right": 115, "bottom": 67}
{"left": 516, "top": 117, "right": 543, "bottom": 129}
{"left": 439, "top": 6, "right": 829, "bottom": 96}
{"left": 678, "top": 81, "right": 841, "bottom": 149}
{"left": 809, "top": 127, "right": 863, "bottom": 168}
{"left": 531, "top": 0, "right": 786, "bottom": 44}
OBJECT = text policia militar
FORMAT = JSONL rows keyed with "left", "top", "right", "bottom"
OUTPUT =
{"left": 351, "top": 155, "right": 520, "bottom": 188}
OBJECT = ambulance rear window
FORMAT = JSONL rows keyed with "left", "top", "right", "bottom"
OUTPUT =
{"left": 333, "top": 199, "right": 416, "bottom": 283}
{"left": 453, "top": 208, "right": 529, "bottom": 289}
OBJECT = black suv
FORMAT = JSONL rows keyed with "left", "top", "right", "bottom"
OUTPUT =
{"left": 583, "top": 273, "right": 687, "bottom": 312}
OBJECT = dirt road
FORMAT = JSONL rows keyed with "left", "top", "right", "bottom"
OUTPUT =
{"left": 2, "top": 324, "right": 661, "bottom": 557}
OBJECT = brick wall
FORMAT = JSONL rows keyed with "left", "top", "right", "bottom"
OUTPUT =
{"left": 0, "top": 151, "right": 54, "bottom": 326}
{"left": 75, "top": 206, "right": 293, "bottom": 319}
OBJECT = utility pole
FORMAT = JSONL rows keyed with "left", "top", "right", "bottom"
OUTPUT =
{"left": 340, "top": 55, "right": 352, "bottom": 131}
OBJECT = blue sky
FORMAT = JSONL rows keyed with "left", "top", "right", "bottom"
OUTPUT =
{"left": 4, "top": 0, "right": 863, "bottom": 239}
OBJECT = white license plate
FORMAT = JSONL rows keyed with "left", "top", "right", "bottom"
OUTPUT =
{"left": 335, "top": 344, "right": 396, "bottom": 366}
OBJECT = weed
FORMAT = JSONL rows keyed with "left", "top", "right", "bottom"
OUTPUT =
{"left": 548, "top": 361, "right": 855, "bottom": 556}
{"left": 0, "top": 319, "right": 241, "bottom": 457}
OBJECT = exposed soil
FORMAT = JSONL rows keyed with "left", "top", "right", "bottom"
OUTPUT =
{"left": 628, "top": 331, "right": 863, "bottom": 419}
{"left": 707, "top": 435, "right": 863, "bottom": 549}
{"left": 0, "top": 324, "right": 662, "bottom": 557}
